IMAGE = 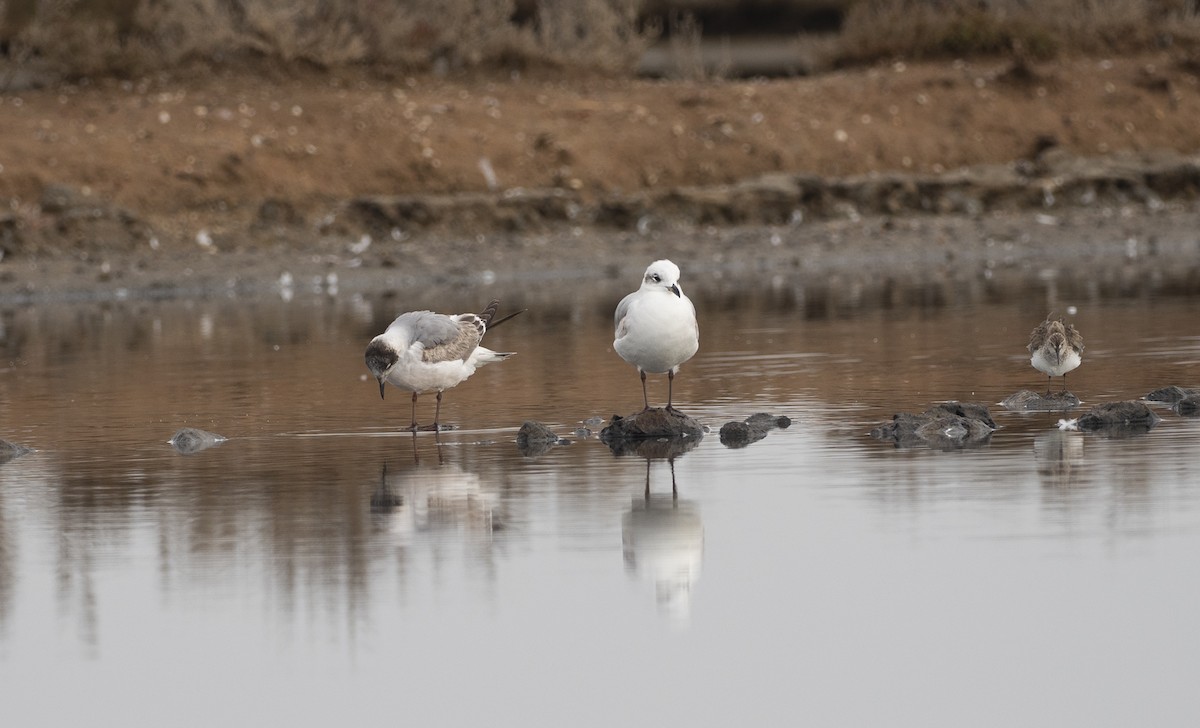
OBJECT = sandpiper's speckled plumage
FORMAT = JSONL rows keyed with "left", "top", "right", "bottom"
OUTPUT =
{"left": 1028, "top": 315, "right": 1084, "bottom": 393}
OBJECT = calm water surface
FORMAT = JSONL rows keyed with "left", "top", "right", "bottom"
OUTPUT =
{"left": 1, "top": 275, "right": 1199, "bottom": 727}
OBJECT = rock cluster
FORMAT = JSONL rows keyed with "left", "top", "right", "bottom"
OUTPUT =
{"left": 870, "top": 402, "right": 997, "bottom": 449}
{"left": 1071, "top": 401, "right": 1162, "bottom": 433}
{"left": 718, "top": 413, "right": 791, "bottom": 448}
{"left": 1145, "top": 385, "right": 1200, "bottom": 417}
{"left": 1000, "top": 390, "right": 1081, "bottom": 411}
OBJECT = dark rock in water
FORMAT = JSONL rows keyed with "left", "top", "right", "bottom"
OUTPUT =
{"left": 870, "top": 401, "right": 996, "bottom": 449}
{"left": 719, "top": 412, "right": 792, "bottom": 448}
{"left": 599, "top": 410, "right": 704, "bottom": 458}
{"left": 516, "top": 421, "right": 569, "bottom": 456}
{"left": 930, "top": 401, "right": 997, "bottom": 429}
{"left": 1001, "top": 389, "right": 1081, "bottom": 411}
{"left": 0, "top": 438, "right": 33, "bottom": 464}
{"left": 168, "top": 428, "right": 227, "bottom": 454}
{"left": 1175, "top": 395, "right": 1200, "bottom": 417}
{"left": 745, "top": 413, "right": 792, "bottom": 430}
{"left": 600, "top": 408, "right": 704, "bottom": 442}
{"left": 1145, "top": 385, "right": 1200, "bottom": 404}
{"left": 719, "top": 421, "right": 760, "bottom": 447}
{"left": 604, "top": 432, "right": 702, "bottom": 460}
{"left": 1075, "top": 401, "right": 1161, "bottom": 432}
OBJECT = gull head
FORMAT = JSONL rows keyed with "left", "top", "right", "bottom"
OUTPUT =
{"left": 641, "top": 259, "right": 683, "bottom": 298}
{"left": 364, "top": 337, "right": 400, "bottom": 399}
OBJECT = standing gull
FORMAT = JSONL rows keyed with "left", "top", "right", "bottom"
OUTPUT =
{"left": 365, "top": 299, "right": 521, "bottom": 431}
{"left": 1028, "top": 315, "right": 1084, "bottom": 394}
{"left": 614, "top": 260, "right": 699, "bottom": 412}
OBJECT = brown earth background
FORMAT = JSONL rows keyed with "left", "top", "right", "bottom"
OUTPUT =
{"left": 1, "top": 1, "right": 1200, "bottom": 296}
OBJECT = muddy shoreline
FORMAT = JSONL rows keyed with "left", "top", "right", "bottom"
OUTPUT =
{"left": 2, "top": 149, "right": 1198, "bottom": 305}
{"left": 3, "top": 54, "right": 1200, "bottom": 303}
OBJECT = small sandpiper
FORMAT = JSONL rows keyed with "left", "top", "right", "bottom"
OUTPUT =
{"left": 1028, "top": 315, "right": 1084, "bottom": 394}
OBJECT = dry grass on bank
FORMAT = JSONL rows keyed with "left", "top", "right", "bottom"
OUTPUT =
{"left": 830, "top": 0, "right": 1200, "bottom": 66}
{"left": 1, "top": 0, "right": 1199, "bottom": 80}
{"left": 0, "top": 0, "right": 654, "bottom": 77}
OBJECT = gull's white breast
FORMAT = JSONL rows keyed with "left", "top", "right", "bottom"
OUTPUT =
{"left": 614, "top": 291, "right": 698, "bottom": 374}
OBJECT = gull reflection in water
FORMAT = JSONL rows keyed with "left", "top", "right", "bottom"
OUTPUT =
{"left": 370, "top": 441, "right": 501, "bottom": 546}
{"left": 622, "top": 456, "right": 704, "bottom": 626}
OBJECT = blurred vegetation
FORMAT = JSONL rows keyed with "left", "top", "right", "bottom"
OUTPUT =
{"left": 0, "top": 0, "right": 655, "bottom": 77}
{"left": 0, "top": 0, "right": 1198, "bottom": 79}
{"left": 828, "top": 0, "right": 1200, "bottom": 67}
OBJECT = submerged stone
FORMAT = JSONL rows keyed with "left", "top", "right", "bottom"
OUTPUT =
{"left": 600, "top": 408, "right": 704, "bottom": 442}
{"left": 1175, "top": 395, "right": 1200, "bottom": 417}
{"left": 0, "top": 438, "right": 32, "bottom": 464}
{"left": 1074, "top": 401, "right": 1161, "bottom": 433}
{"left": 168, "top": 428, "right": 227, "bottom": 454}
{"left": 1001, "top": 389, "right": 1081, "bottom": 411}
{"left": 719, "top": 412, "right": 792, "bottom": 448}
{"left": 516, "top": 421, "right": 570, "bottom": 456}
{"left": 1145, "top": 385, "right": 1200, "bottom": 404}
{"left": 870, "top": 401, "right": 996, "bottom": 449}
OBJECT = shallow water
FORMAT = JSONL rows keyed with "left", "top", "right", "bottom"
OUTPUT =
{"left": 1, "top": 276, "right": 1199, "bottom": 727}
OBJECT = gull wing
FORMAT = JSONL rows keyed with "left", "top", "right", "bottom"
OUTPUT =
{"left": 614, "top": 291, "right": 636, "bottom": 337}
{"left": 411, "top": 312, "right": 484, "bottom": 363}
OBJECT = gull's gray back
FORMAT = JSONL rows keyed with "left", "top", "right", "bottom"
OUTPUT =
{"left": 390, "top": 310, "right": 484, "bottom": 363}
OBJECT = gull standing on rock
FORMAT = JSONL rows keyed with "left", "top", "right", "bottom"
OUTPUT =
{"left": 365, "top": 299, "right": 521, "bottom": 431}
{"left": 1028, "top": 315, "right": 1084, "bottom": 394}
{"left": 614, "top": 260, "right": 699, "bottom": 412}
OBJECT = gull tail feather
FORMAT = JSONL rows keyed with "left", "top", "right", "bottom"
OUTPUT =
{"left": 472, "top": 347, "right": 516, "bottom": 366}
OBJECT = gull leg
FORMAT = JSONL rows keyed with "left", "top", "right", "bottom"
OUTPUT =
{"left": 644, "top": 459, "right": 651, "bottom": 499}
{"left": 666, "top": 369, "right": 678, "bottom": 414}
{"left": 407, "top": 391, "right": 419, "bottom": 432}
{"left": 420, "top": 390, "right": 444, "bottom": 432}
{"left": 640, "top": 370, "right": 650, "bottom": 412}
{"left": 669, "top": 457, "right": 678, "bottom": 499}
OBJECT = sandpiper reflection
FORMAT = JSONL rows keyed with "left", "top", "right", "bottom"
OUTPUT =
{"left": 622, "top": 458, "right": 704, "bottom": 625}
{"left": 1034, "top": 429, "right": 1085, "bottom": 488}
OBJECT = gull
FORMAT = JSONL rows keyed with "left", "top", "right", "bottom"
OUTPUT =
{"left": 614, "top": 260, "right": 699, "bottom": 412}
{"left": 1028, "top": 315, "right": 1084, "bottom": 394}
{"left": 365, "top": 299, "right": 521, "bottom": 431}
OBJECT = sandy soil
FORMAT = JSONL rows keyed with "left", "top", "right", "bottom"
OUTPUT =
{"left": 1, "top": 52, "right": 1199, "bottom": 299}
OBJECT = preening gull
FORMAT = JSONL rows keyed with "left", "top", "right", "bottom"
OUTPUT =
{"left": 365, "top": 299, "right": 521, "bottom": 431}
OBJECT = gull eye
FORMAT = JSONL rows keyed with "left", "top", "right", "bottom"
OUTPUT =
{"left": 650, "top": 273, "right": 661, "bottom": 283}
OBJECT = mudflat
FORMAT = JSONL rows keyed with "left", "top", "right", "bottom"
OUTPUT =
{"left": 1, "top": 53, "right": 1198, "bottom": 298}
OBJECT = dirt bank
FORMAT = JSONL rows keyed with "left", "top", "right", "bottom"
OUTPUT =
{"left": 1, "top": 52, "right": 1199, "bottom": 299}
